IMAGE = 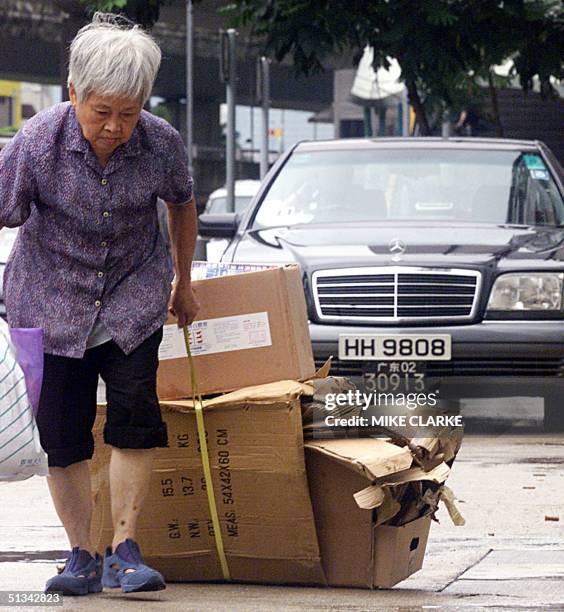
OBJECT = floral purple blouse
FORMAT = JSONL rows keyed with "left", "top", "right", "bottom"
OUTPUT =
{"left": 0, "top": 102, "right": 193, "bottom": 358}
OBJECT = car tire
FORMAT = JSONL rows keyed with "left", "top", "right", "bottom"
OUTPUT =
{"left": 543, "top": 392, "right": 564, "bottom": 432}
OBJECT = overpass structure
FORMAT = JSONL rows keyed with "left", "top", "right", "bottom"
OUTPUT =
{"left": 0, "top": 0, "right": 334, "bottom": 200}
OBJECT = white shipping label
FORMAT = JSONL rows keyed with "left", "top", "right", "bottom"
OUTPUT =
{"left": 159, "top": 312, "right": 272, "bottom": 360}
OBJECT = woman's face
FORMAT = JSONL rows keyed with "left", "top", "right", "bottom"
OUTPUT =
{"left": 69, "top": 84, "right": 143, "bottom": 162}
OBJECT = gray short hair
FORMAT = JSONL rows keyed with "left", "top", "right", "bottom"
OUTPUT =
{"left": 68, "top": 12, "right": 161, "bottom": 105}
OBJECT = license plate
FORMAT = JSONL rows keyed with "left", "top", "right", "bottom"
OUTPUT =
{"left": 362, "top": 361, "right": 427, "bottom": 393}
{"left": 338, "top": 334, "right": 451, "bottom": 361}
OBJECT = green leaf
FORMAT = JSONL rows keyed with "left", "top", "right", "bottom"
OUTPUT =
{"left": 80, "top": 0, "right": 128, "bottom": 9}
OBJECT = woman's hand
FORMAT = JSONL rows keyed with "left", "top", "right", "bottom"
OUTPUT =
{"left": 168, "top": 280, "right": 200, "bottom": 328}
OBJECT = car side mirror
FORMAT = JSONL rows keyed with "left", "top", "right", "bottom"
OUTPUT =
{"left": 198, "top": 213, "right": 239, "bottom": 239}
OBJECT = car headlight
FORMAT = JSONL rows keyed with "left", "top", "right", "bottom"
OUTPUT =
{"left": 487, "top": 273, "right": 563, "bottom": 311}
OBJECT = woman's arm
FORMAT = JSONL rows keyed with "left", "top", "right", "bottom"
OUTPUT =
{"left": 0, "top": 130, "right": 36, "bottom": 228}
{"left": 166, "top": 199, "right": 200, "bottom": 327}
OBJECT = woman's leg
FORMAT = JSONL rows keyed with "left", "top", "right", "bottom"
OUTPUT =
{"left": 36, "top": 352, "right": 100, "bottom": 554}
{"left": 46, "top": 460, "right": 94, "bottom": 555}
{"left": 109, "top": 447, "right": 155, "bottom": 550}
{"left": 99, "top": 328, "right": 167, "bottom": 550}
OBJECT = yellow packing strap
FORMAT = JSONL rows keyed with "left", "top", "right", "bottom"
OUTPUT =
{"left": 182, "top": 326, "right": 231, "bottom": 581}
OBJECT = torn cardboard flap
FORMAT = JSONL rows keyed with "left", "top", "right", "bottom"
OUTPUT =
{"left": 438, "top": 485, "right": 466, "bottom": 526}
{"left": 411, "top": 427, "right": 463, "bottom": 465}
{"left": 354, "top": 485, "right": 388, "bottom": 511}
{"left": 304, "top": 438, "right": 413, "bottom": 481}
{"left": 159, "top": 379, "right": 314, "bottom": 414}
{"left": 353, "top": 462, "right": 451, "bottom": 510}
{"left": 306, "top": 357, "right": 333, "bottom": 381}
{"left": 353, "top": 486, "right": 403, "bottom": 520}
{"left": 374, "top": 461, "right": 451, "bottom": 486}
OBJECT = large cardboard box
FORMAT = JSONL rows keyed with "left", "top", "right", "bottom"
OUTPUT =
{"left": 90, "top": 380, "right": 326, "bottom": 585}
{"left": 304, "top": 439, "right": 448, "bottom": 588}
{"left": 157, "top": 264, "right": 315, "bottom": 400}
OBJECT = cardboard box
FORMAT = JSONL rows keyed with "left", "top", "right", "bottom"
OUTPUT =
{"left": 90, "top": 380, "right": 326, "bottom": 585}
{"left": 304, "top": 439, "right": 447, "bottom": 588}
{"left": 157, "top": 264, "right": 315, "bottom": 400}
{"left": 372, "top": 514, "right": 432, "bottom": 588}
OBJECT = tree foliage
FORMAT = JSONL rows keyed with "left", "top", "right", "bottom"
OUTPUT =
{"left": 79, "top": 0, "right": 175, "bottom": 28}
{"left": 454, "top": 0, "right": 563, "bottom": 135}
{"left": 224, "top": 0, "right": 563, "bottom": 135}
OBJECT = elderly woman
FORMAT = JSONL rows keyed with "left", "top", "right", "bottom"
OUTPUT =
{"left": 0, "top": 14, "right": 199, "bottom": 595}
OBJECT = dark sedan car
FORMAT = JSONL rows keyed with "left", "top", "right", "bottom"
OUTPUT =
{"left": 200, "top": 138, "right": 564, "bottom": 430}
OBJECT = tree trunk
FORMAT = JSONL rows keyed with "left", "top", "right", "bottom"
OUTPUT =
{"left": 404, "top": 78, "right": 430, "bottom": 136}
{"left": 487, "top": 70, "right": 504, "bottom": 138}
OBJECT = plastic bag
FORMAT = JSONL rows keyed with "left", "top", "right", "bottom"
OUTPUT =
{"left": 8, "top": 327, "right": 44, "bottom": 417}
{"left": 0, "top": 319, "right": 48, "bottom": 481}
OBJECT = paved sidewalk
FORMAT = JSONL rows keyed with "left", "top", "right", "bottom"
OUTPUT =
{"left": 1, "top": 430, "right": 563, "bottom": 610}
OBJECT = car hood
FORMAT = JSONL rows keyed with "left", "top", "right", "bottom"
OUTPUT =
{"left": 233, "top": 222, "right": 564, "bottom": 268}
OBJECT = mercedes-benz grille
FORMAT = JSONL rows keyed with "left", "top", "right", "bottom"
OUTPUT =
{"left": 312, "top": 267, "right": 481, "bottom": 323}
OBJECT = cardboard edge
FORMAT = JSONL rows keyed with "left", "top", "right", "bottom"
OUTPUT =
{"left": 281, "top": 265, "right": 316, "bottom": 378}
{"left": 303, "top": 442, "right": 372, "bottom": 480}
{"left": 274, "top": 266, "right": 294, "bottom": 366}
{"left": 304, "top": 440, "right": 413, "bottom": 482}
{"left": 306, "top": 357, "right": 332, "bottom": 380}
{"left": 373, "top": 462, "right": 451, "bottom": 486}
{"left": 159, "top": 379, "right": 315, "bottom": 412}
{"left": 371, "top": 511, "right": 433, "bottom": 588}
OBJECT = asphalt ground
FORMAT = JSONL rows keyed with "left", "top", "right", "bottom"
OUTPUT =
{"left": 1, "top": 399, "right": 563, "bottom": 611}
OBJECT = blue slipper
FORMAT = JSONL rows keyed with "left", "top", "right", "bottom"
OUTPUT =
{"left": 102, "top": 539, "right": 166, "bottom": 593}
{"left": 45, "top": 548, "right": 102, "bottom": 596}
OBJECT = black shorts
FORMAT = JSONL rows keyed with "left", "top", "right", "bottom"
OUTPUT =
{"left": 36, "top": 328, "right": 168, "bottom": 468}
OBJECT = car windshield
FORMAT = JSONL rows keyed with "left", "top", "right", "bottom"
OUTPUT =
{"left": 253, "top": 149, "right": 564, "bottom": 228}
{"left": 207, "top": 195, "right": 254, "bottom": 214}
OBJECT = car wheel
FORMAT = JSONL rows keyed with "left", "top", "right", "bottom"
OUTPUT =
{"left": 543, "top": 392, "right": 564, "bottom": 432}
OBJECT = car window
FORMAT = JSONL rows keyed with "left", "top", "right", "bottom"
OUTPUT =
{"left": 509, "top": 154, "right": 563, "bottom": 226}
{"left": 207, "top": 196, "right": 253, "bottom": 214}
{"left": 253, "top": 149, "right": 564, "bottom": 228}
